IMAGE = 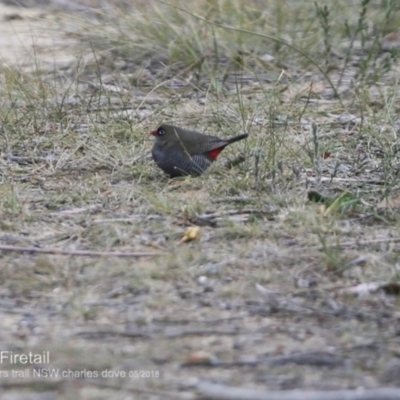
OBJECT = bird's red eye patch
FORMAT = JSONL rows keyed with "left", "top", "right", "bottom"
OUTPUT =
{"left": 150, "top": 128, "right": 166, "bottom": 136}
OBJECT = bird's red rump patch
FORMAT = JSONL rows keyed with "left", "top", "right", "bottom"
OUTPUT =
{"left": 208, "top": 147, "right": 224, "bottom": 160}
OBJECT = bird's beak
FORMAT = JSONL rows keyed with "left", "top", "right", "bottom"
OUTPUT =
{"left": 150, "top": 130, "right": 157, "bottom": 137}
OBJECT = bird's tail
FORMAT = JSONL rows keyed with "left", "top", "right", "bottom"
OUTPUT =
{"left": 227, "top": 134, "right": 249, "bottom": 144}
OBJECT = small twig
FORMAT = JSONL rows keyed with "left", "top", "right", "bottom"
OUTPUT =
{"left": 77, "top": 329, "right": 152, "bottom": 339}
{"left": 190, "top": 208, "right": 276, "bottom": 227}
{"left": 85, "top": 379, "right": 193, "bottom": 399}
{"left": 165, "top": 328, "right": 240, "bottom": 338}
{"left": 253, "top": 148, "right": 262, "bottom": 190}
{"left": 0, "top": 244, "right": 163, "bottom": 258}
{"left": 183, "top": 360, "right": 259, "bottom": 368}
{"left": 306, "top": 176, "right": 384, "bottom": 185}
{"left": 47, "top": 205, "right": 102, "bottom": 216}
{"left": 212, "top": 196, "right": 253, "bottom": 204}
{"left": 197, "top": 382, "right": 400, "bottom": 400}
{"left": 185, "top": 352, "right": 346, "bottom": 369}
{"left": 264, "top": 352, "right": 346, "bottom": 367}
{"left": 0, "top": 379, "right": 64, "bottom": 391}
{"left": 318, "top": 237, "right": 400, "bottom": 250}
{"left": 311, "top": 123, "right": 321, "bottom": 184}
{"left": 153, "top": 316, "right": 246, "bottom": 325}
{"left": 197, "top": 209, "right": 275, "bottom": 219}
{"left": 192, "top": 209, "right": 276, "bottom": 226}
{"left": 92, "top": 215, "right": 166, "bottom": 224}
{"left": 3, "top": 154, "right": 57, "bottom": 164}
{"left": 77, "top": 327, "right": 240, "bottom": 339}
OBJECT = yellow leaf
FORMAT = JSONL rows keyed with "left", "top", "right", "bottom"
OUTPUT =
{"left": 179, "top": 227, "right": 200, "bottom": 244}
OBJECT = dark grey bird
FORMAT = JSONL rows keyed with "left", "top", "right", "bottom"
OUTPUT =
{"left": 150, "top": 124, "right": 248, "bottom": 177}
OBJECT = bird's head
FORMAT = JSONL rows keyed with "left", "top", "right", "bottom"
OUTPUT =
{"left": 150, "top": 125, "right": 168, "bottom": 140}
{"left": 150, "top": 125, "right": 183, "bottom": 148}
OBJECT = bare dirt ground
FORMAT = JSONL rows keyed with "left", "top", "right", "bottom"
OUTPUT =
{"left": 0, "top": 1, "right": 400, "bottom": 399}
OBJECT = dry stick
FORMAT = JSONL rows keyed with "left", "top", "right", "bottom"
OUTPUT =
{"left": 92, "top": 215, "right": 167, "bottom": 224}
{"left": 165, "top": 328, "right": 240, "bottom": 338}
{"left": 306, "top": 176, "right": 385, "bottom": 185}
{"left": 299, "top": 237, "right": 400, "bottom": 253}
{"left": 85, "top": 379, "right": 192, "bottom": 399}
{"left": 153, "top": 316, "right": 246, "bottom": 325}
{"left": 1, "top": 234, "right": 394, "bottom": 261}
{"left": 77, "top": 329, "right": 152, "bottom": 339}
{"left": 77, "top": 327, "right": 240, "bottom": 339}
{"left": 196, "top": 209, "right": 275, "bottom": 219}
{"left": 47, "top": 205, "right": 102, "bottom": 216}
{"left": 325, "top": 237, "right": 400, "bottom": 249}
{"left": 0, "top": 245, "right": 163, "bottom": 258}
{"left": 212, "top": 196, "right": 253, "bottom": 204}
{"left": 197, "top": 382, "right": 400, "bottom": 400}
{"left": 3, "top": 154, "right": 56, "bottom": 164}
{"left": 297, "top": 237, "right": 400, "bottom": 253}
{"left": 0, "top": 379, "right": 64, "bottom": 391}
{"left": 1, "top": 378, "right": 191, "bottom": 400}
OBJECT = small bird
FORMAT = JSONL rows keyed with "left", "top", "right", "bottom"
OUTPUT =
{"left": 150, "top": 124, "right": 248, "bottom": 177}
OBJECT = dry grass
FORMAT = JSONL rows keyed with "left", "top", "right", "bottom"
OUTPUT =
{"left": 1, "top": 0, "right": 400, "bottom": 399}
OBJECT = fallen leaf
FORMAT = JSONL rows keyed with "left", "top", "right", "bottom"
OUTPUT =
{"left": 377, "top": 196, "right": 400, "bottom": 209}
{"left": 344, "top": 282, "right": 400, "bottom": 296}
{"left": 185, "top": 351, "right": 219, "bottom": 365}
{"left": 324, "top": 192, "right": 359, "bottom": 215}
{"left": 345, "top": 282, "right": 381, "bottom": 296}
{"left": 323, "top": 150, "right": 331, "bottom": 159}
{"left": 380, "top": 282, "right": 400, "bottom": 296}
{"left": 179, "top": 226, "right": 200, "bottom": 244}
